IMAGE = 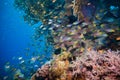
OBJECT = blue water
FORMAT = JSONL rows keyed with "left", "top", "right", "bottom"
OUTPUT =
{"left": 0, "top": 0, "right": 46, "bottom": 79}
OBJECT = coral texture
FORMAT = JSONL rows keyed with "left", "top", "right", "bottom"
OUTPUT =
{"left": 31, "top": 50, "right": 120, "bottom": 80}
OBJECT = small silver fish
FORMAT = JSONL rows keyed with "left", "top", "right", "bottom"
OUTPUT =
{"left": 5, "top": 65, "right": 10, "bottom": 69}
{"left": 20, "top": 60, "right": 25, "bottom": 64}
{"left": 67, "top": 24, "right": 72, "bottom": 27}
{"left": 39, "top": 25, "right": 44, "bottom": 29}
{"left": 105, "top": 29, "right": 115, "bottom": 32}
{"left": 48, "top": 21, "right": 53, "bottom": 24}
{"left": 42, "top": 27, "right": 47, "bottom": 30}
{"left": 81, "top": 22, "right": 88, "bottom": 26}
{"left": 73, "top": 21, "right": 81, "bottom": 25}
{"left": 18, "top": 57, "right": 23, "bottom": 60}
{"left": 54, "top": 24, "right": 60, "bottom": 27}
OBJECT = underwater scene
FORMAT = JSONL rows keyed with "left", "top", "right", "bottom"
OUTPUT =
{"left": 0, "top": 0, "right": 120, "bottom": 80}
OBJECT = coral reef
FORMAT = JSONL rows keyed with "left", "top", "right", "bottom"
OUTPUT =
{"left": 14, "top": 0, "right": 65, "bottom": 25}
{"left": 14, "top": 0, "right": 120, "bottom": 50}
{"left": 14, "top": 0, "right": 120, "bottom": 80}
{"left": 31, "top": 50, "right": 120, "bottom": 80}
{"left": 73, "top": 0, "right": 88, "bottom": 20}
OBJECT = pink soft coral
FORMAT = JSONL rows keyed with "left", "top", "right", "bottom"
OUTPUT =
{"left": 31, "top": 50, "right": 120, "bottom": 80}
{"left": 70, "top": 50, "right": 120, "bottom": 80}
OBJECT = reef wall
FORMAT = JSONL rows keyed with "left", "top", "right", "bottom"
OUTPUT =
{"left": 14, "top": 0, "right": 120, "bottom": 80}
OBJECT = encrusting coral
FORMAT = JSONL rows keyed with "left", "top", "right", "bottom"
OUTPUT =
{"left": 31, "top": 50, "right": 120, "bottom": 80}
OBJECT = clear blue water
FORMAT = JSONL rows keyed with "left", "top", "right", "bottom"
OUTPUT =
{"left": 0, "top": 0, "right": 47, "bottom": 79}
